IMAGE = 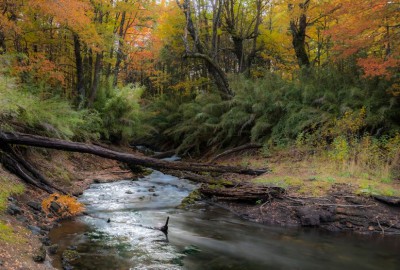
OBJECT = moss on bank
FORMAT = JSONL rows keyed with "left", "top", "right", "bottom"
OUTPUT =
{"left": 0, "top": 176, "right": 25, "bottom": 212}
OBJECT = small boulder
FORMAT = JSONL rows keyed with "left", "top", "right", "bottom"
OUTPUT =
{"left": 50, "top": 201, "right": 61, "bottom": 212}
{"left": 16, "top": 215, "right": 28, "bottom": 223}
{"left": 40, "top": 236, "right": 51, "bottom": 246}
{"left": 32, "top": 245, "right": 46, "bottom": 263}
{"left": 62, "top": 249, "right": 80, "bottom": 263}
{"left": 27, "top": 225, "right": 42, "bottom": 235}
{"left": 297, "top": 206, "right": 335, "bottom": 226}
{"left": 125, "top": 190, "right": 133, "bottom": 194}
{"left": 27, "top": 201, "right": 42, "bottom": 212}
{"left": 48, "top": 244, "right": 59, "bottom": 255}
{"left": 6, "top": 203, "right": 22, "bottom": 215}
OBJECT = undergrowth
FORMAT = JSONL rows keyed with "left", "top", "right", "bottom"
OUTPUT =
{"left": 142, "top": 68, "right": 400, "bottom": 155}
{"left": 42, "top": 193, "right": 84, "bottom": 218}
{"left": 0, "top": 75, "right": 102, "bottom": 140}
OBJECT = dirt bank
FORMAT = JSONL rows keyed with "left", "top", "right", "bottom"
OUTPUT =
{"left": 200, "top": 150, "right": 400, "bottom": 235}
{"left": 0, "top": 147, "right": 138, "bottom": 270}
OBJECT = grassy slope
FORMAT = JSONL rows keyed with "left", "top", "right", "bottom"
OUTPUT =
{"left": 221, "top": 149, "right": 400, "bottom": 198}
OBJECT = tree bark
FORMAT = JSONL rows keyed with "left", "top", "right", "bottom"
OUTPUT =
{"left": 88, "top": 52, "right": 103, "bottom": 107}
{"left": 0, "top": 143, "right": 66, "bottom": 194}
{"left": 178, "top": 0, "right": 233, "bottom": 98}
{"left": 113, "top": 9, "right": 127, "bottom": 87}
{"left": 209, "top": 143, "right": 262, "bottom": 163}
{"left": 200, "top": 183, "right": 285, "bottom": 202}
{"left": 289, "top": 1, "right": 310, "bottom": 68}
{"left": 73, "top": 33, "right": 85, "bottom": 106}
{"left": 0, "top": 131, "right": 269, "bottom": 176}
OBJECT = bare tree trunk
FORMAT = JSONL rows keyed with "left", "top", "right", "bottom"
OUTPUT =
{"left": 0, "top": 131, "right": 269, "bottom": 176}
{"left": 289, "top": 0, "right": 310, "bottom": 68}
{"left": 88, "top": 52, "right": 103, "bottom": 107}
{"left": 73, "top": 33, "right": 85, "bottom": 106}
{"left": 113, "top": 9, "right": 126, "bottom": 87}
{"left": 178, "top": 0, "right": 233, "bottom": 98}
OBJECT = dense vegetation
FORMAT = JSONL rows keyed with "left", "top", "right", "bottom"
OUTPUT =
{"left": 0, "top": 0, "right": 399, "bottom": 180}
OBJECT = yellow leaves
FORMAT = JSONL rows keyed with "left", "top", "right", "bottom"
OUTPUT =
{"left": 42, "top": 193, "right": 84, "bottom": 218}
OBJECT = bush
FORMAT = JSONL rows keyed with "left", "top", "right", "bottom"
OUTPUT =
{"left": 140, "top": 67, "right": 400, "bottom": 156}
{"left": 94, "top": 81, "right": 149, "bottom": 143}
{"left": 0, "top": 75, "right": 102, "bottom": 141}
{"left": 42, "top": 193, "right": 84, "bottom": 218}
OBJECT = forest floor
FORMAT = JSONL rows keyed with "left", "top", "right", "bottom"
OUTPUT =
{"left": 0, "top": 146, "right": 399, "bottom": 269}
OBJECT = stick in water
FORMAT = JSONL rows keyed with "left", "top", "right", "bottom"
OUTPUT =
{"left": 160, "top": 216, "right": 169, "bottom": 234}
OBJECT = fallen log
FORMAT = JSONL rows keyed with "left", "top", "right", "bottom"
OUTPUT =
{"left": 0, "top": 143, "right": 68, "bottom": 194}
{"left": 200, "top": 183, "right": 285, "bottom": 203}
{"left": 151, "top": 150, "right": 176, "bottom": 159}
{"left": 208, "top": 143, "right": 262, "bottom": 163}
{"left": 0, "top": 131, "right": 269, "bottom": 176}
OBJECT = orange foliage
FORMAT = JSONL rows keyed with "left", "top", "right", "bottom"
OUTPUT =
{"left": 12, "top": 53, "right": 64, "bottom": 88}
{"left": 42, "top": 193, "right": 84, "bottom": 218}
{"left": 357, "top": 57, "right": 400, "bottom": 80}
{"left": 324, "top": 0, "right": 399, "bottom": 79}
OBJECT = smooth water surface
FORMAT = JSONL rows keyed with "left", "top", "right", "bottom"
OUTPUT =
{"left": 49, "top": 170, "right": 400, "bottom": 270}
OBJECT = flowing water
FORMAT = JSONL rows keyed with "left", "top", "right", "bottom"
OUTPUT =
{"left": 49, "top": 169, "right": 400, "bottom": 270}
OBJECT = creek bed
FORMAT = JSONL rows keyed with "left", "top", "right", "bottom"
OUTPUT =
{"left": 49, "top": 170, "right": 400, "bottom": 270}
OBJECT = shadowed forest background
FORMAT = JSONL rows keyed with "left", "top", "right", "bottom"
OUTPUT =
{"left": 0, "top": 0, "right": 399, "bottom": 186}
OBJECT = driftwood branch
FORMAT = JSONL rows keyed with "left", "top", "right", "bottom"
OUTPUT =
{"left": 209, "top": 143, "right": 262, "bottom": 163}
{"left": 0, "top": 131, "right": 268, "bottom": 176}
{"left": 200, "top": 183, "right": 285, "bottom": 202}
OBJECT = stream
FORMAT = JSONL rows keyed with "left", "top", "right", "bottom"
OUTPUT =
{"left": 49, "top": 169, "right": 400, "bottom": 270}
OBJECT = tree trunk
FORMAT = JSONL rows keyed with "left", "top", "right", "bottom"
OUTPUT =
{"left": 0, "top": 131, "right": 269, "bottom": 176}
{"left": 113, "top": 10, "right": 127, "bottom": 87}
{"left": 73, "top": 33, "right": 85, "bottom": 106}
{"left": 290, "top": 15, "right": 310, "bottom": 68}
{"left": 178, "top": 0, "right": 233, "bottom": 98}
{"left": 88, "top": 52, "right": 103, "bottom": 107}
{"left": 0, "top": 144, "right": 65, "bottom": 194}
{"left": 200, "top": 183, "right": 285, "bottom": 203}
{"left": 209, "top": 143, "right": 262, "bottom": 163}
{"left": 289, "top": 1, "right": 310, "bottom": 68}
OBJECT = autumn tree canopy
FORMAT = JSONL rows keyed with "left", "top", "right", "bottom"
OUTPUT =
{"left": 0, "top": 0, "right": 398, "bottom": 100}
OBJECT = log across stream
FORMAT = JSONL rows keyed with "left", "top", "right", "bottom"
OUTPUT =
{"left": 48, "top": 170, "right": 400, "bottom": 270}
